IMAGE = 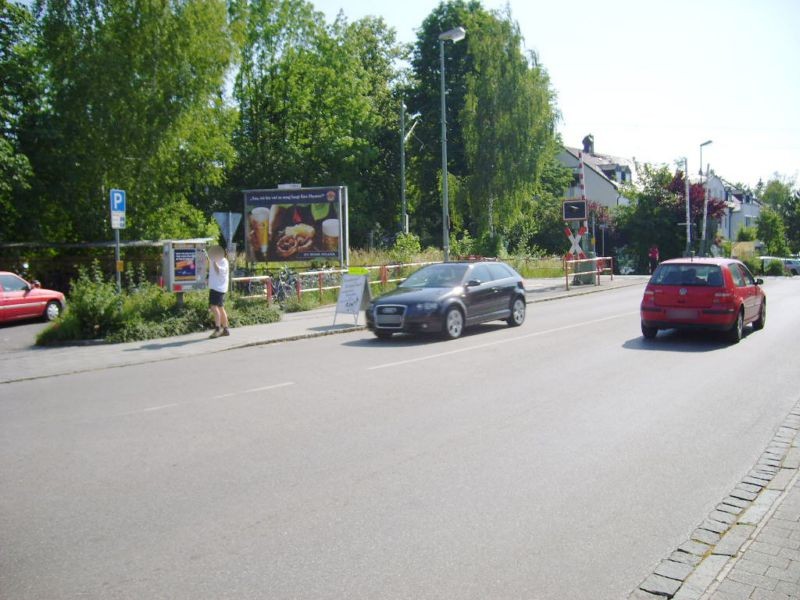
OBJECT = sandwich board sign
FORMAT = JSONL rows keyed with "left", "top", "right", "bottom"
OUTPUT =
{"left": 334, "top": 267, "right": 371, "bottom": 326}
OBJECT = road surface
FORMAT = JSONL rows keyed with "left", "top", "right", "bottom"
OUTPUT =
{"left": 2, "top": 279, "right": 799, "bottom": 599}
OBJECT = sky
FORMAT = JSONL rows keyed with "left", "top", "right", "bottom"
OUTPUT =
{"left": 313, "top": 0, "right": 800, "bottom": 189}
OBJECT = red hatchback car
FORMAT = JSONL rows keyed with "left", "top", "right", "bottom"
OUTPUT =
{"left": 0, "top": 271, "right": 66, "bottom": 323}
{"left": 640, "top": 258, "right": 766, "bottom": 344}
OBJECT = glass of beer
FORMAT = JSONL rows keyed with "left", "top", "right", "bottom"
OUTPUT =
{"left": 251, "top": 207, "right": 270, "bottom": 255}
{"left": 322, "top": 219, "right": 339, "bottom": 252}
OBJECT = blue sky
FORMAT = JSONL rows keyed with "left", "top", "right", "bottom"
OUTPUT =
{"left": 314, "top": 0, "right": 800, "bottom": 188}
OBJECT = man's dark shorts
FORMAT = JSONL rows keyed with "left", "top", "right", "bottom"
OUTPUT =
{"left": 209, "top": 290, "right": 226, "bottom": 307}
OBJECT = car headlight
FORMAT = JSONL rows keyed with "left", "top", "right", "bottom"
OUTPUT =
{"left": 415, "top": 302, "right": 439, "bottom": 312}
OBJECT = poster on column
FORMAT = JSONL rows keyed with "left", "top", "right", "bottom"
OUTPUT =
{"left": 242, "top": 187, "right": 346, "bottom": 263}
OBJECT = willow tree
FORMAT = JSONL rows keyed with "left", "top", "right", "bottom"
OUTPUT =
{"left": 409, "top": 1, "right": 561, "bottom": 248}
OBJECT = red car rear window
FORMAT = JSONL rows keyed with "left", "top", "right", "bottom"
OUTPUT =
{"left": 651, "top": 264, "right": 724, "bottom": 287}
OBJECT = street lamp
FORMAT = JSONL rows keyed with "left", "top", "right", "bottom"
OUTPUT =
{"left": 439, "top": 26, "right": 466, "bottom": 262}
{"left": 699, "top": 140, "right": 713, "bottom": 255}
{"left": 400, "top": 103, "right": 420, "bottom": 235}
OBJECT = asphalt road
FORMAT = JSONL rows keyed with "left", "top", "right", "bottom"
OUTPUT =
{"left": 2, "top": 279, "right": 799, "bottom": 600}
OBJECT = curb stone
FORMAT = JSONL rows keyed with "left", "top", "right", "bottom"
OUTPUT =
{"left": 629, "top": 399, "right": 800, "bottom": 599}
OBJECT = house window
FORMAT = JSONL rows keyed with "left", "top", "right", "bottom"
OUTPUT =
{"left": 745, "top": 217, "right": 753, "bottom": 227}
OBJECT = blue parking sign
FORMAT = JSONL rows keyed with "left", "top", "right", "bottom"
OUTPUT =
{"left": 110, "top": 189, "right": 126, "bottom": 213}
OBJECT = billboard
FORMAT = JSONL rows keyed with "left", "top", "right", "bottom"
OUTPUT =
{"left": 243, "top": 187, "right": 345, "bottom": 263}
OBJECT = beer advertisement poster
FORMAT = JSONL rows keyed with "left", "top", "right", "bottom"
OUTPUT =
{"left": 243, "top": 187, "right": 344, "bottom": 263}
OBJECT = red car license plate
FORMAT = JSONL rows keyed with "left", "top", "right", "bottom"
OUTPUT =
{"left": 667, "top": 308, "right": 698, "bottom": 320}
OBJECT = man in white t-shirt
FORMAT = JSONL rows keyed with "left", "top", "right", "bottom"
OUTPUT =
{"left": 206, "top": 245, "right": 230, "bottom": 338}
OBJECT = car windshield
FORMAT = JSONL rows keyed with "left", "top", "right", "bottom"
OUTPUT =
{"left": 400, "top": 264, "right": 469, "bottom": 288}
{"left": 651, "top": 264, "right": 724, "bottom": 287}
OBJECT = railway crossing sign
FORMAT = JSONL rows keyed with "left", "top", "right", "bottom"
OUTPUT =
{"left": 564, "top": 225, "right": 587, "bottom": 259}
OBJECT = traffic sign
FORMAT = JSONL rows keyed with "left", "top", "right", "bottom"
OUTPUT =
{"left": 110, "top": 189, "right": 126, "bottom": 230}
{"left": 564, "top": 225, "right": 588, "bottom": 259}
{"left": 563, "top": 199, "right": 587, "bottom": 221}
{"left": 213, "top": 212, "right": 242, "bottom": 244}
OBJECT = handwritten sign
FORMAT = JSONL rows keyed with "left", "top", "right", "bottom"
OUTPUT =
{"left": 334, "top": 270, "right": 371, "bottom": 325}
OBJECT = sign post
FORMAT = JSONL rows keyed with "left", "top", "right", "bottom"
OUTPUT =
{"left": 109, "top": 189, "right": 126, "bottom": 293}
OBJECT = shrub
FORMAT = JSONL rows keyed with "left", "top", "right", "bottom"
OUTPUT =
{"left": 64, "top": 262, "right": 124, "bottom": 339}
{"left": 37, "top": 273, "right": 282, "bottom": 345}
{"left": 742, "top": 257, "right": 762, "bottom": 276}
{"left": 765, "top": 259, "right": 785, "bottom": 276}
{"left": 736, "top": 226, "right": 757, "bottom": 242}
{"left": 389, "top": 232, "right": 422, "bottom": 264}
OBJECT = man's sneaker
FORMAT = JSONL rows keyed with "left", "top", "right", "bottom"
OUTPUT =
{"left": 209, "top": 328, "right": 221, "bottom": 339}
{"left": 221, "top": 328, "right": 231, "bottom": 337}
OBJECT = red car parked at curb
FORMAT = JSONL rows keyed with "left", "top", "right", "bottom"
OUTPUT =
{"left": 640, "top": 258, "right": 766, "bottom": 344}
{"left": 0, "top": 271, "right": 66, "bottom": 323}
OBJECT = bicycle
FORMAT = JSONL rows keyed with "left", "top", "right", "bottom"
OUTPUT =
{"left": 272, "top": 265, "right": 298, "bottom": 306}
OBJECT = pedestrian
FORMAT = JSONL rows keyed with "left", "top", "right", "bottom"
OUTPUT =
{"left": 648, "top": 244, "right": 660, "bottom": 274}
{"left": 206, "top": 245, "right": 230, "bottom": 338}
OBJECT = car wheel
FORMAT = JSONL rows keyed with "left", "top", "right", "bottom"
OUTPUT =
{"left": 726, "top": 309, "right": 744, "bottom": 344}
{"left": 374, "top": 331, "right": 393, "bottom": 340}
{"left": 44, "top": 301, "right": 62, "bottom": 322}
{"left": 442, "top": 306, "right": 464, "bottom": 340}
{"left": 753, "top": 301, "right": 766, "bottom": 331}
{"left": 507, "top": 297, "right": 526, "bottom": 327}
{"left": 641, "top": 323, "right": 658, "bottom": 339}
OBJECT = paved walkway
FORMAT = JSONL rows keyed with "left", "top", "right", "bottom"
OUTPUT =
{"left": 632, "top": 403, "right": 800, "bottom": 600}
{"left": 0, "top": 275, "right": 648, "bottom": 384}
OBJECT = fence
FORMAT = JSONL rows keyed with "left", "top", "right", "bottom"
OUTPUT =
{"left": 563, "top": 256, "right": 614, "bottom": 291}
{"left": 231, "top": 261, "right": 440, "bottom": 303}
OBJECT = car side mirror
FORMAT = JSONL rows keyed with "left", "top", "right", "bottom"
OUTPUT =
{"left": 756, "top": 278, "right": 764, "bottom": 286}
{"left": 466, "top": 279, "right": 481, "bottom": 287}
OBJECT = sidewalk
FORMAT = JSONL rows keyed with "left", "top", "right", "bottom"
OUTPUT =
{"left": 0, "top": 275, "right": 648, "bottom": 385}
{"left": 632, "top": 402, "right": 800, "bottom": 600}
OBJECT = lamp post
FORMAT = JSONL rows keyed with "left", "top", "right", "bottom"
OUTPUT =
{"left": 439, "top": 26, "right": 466, "bottom": 262}
{"left": 399, "top": 103, "right": 420, "bottom": 235}
{"left": 684, "top": 158, "right": 691, "bottom": 255}
{"left": 699, "top": 140, "right": 712, "bottom": 255}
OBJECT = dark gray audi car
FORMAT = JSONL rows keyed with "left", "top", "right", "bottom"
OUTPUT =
{"left": 365, "top": 261, "right": 527, "bottom": 340}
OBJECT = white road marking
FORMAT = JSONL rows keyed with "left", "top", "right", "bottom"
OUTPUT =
{"left": 367, "top": 312, "right": 637, "bottom": 371}
{"left": 118, "top": 383, "right": 296, "bottom": 417}
{"left": 141, "top": 403, "right": 179, "bottom": 412}
{"left": 213, "top": 381, "right": 295, "bottom": 399}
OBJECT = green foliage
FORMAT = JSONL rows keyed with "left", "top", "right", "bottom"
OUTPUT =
{"left": 741, "top": 257, "right": 762, "bottom": 276}
{"left": 63, "top": 262, "right": 124, "bottom": 339}
{"left": 765, "top": 260, "right": 785, "bottom": 276}
{"left": 390, "top": 232, "right": 422, "bottom": 264}
{"left": 11, "top": 0, "right": 235, "bottom": 243}
{"left": 233, "top": 2, "right": 406, "bottom": 244}
{"left": 408, "top": 1, "right": 560, "bottom": 245}
{"left": 449, "top": 230, "right": 476, "bottom": 258}
{"left": 736, "top": 226, "right": 757, "bottom": 242}
{"left": 760, "top": 177, "right": 799, "bottom": 253}
{"left": 611, "top": 165, "right": 686, "bottom": 272}
{"left": 757, "top": 207, "right": 790, "bottom": 256}
{"left": 37, "top": 263, "right": 281, "bottom": 345}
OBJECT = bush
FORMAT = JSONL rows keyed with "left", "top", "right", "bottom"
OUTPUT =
{"left": 389, "top": 233, "right": 422, "bottom": 264}
{"left": 765, "top": 259, "right": 785, "bottom": 276}
{"left": 37, "top": 269, "right": 282, "bottom": 345}
{"left": 742, "top": 257, "right": 762, "bottom": 276}
{"left": 61, "top": 262, "right": 124, "bottom": 339}
{"left": 737, "top": 226, "right": 757, "bottom": 242}
{"left": 449, "top": 230, "right": 476, "bottom": 258}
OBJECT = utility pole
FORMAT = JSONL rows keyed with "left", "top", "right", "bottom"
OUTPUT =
{"left": 400, "top": 103, "right": 408, "bottom": 234}
{"left": 684, "top": 158, "right": 692, "bottom": 255}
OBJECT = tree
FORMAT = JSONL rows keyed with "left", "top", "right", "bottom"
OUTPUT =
{"left": 756, "top": 207, "right": 790, "bottom": 256}
{"left": 13, "top": 0, "right": 235, "bottom": 242}
{"left": 409, "top": 1, "right": 561, "bottom": 246}
{"left": 760, "top": 177, "right": 799, "bottom": 253}
{"left": 232, "top": 1, "right": 406, "bottom": 245}
{"left": 0, "top": 1, "right": 39, "bottom": 242}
